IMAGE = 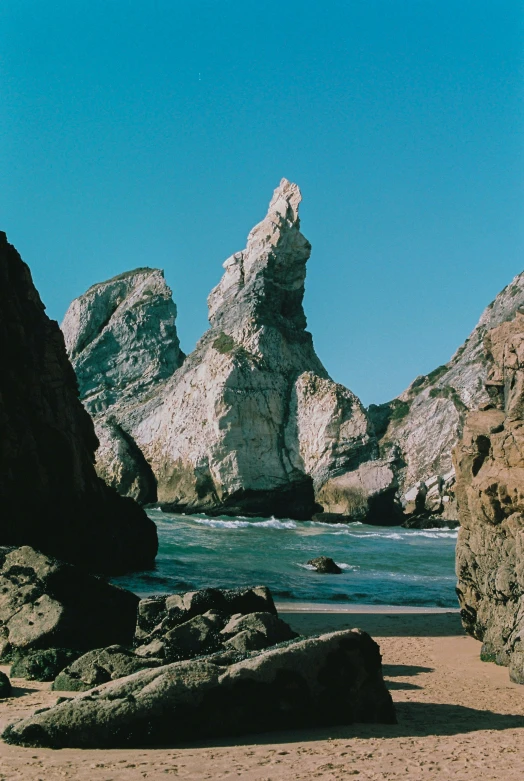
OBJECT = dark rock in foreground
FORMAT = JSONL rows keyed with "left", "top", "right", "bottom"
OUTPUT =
{"left": 0, "top": 672, "right": 11, "bottom": 699}
{"left": 307, "top": 556, "right": 343, "bottom": 574}
{"left": 10, "top": 649, "right": 83, "bottom": 682}
{"left": 0, "top": 546, "right": 139, "bottom": 660}
{"left": 0, "top": 232, "right": 157, "bottom": 573}
{"left": 3, "top": 629, "right": 395, "bottom": 748}
{"left": 134, "top": 586, "right": 278, "bottom": 658}
{"left": 56, "top": 585, "right": 297, "bottom": 691}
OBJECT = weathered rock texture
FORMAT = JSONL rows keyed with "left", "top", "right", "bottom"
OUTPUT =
{"left": 48, "top": 585, "right": 295, "bottom": 692}
{"left": 0, "top": 233, "right": 158, "bottom": 572}
{"left": 64, "top": 181, "right": 394, "bottom": 521}
{"left": 370, "top": 271, "right": 524, "bottom": 516}
{"left": 0, "top": 546, "right": 139, "bottom": 661}
{"left": 454, "top": 308, "right": 524, "bottom": 683}
{"left": 134, "top": 585, "right": 283, "bottom": 659}
{"left": 62, "top": 268, "right": 184, "bottom": 504}
{"left": 3, "top": 629, "right": 395, "bottom": 748}
{"left": 52, "top": 645, "right": 164, "bottom": 691}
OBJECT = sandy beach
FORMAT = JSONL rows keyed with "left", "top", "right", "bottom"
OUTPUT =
{"left": 0, "top": 608, "right": 523, "bottom": 781}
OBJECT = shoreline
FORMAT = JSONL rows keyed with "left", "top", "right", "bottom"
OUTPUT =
{"left": 275, "top": 602, "right": 459, "bottom": 614}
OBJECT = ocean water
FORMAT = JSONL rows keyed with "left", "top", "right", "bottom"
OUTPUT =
{"left": 112, "top": 509, "right": 459, "bottom": 608}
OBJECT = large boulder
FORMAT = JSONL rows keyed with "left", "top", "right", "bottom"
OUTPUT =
{"left": 454, "top": 307, "right": 524, "bottom": 683}
{"left": 62, "top": 181, "right": 398, "bottom": 522}
{"left": 0, "top": 233, "right": 157, "bottom": 573}
{"left": 370, "top": 271, "right": 524, "bottom": 516}
{"left": 0, "top": 546, "right": 139, "bottom": 660}
{"left": 3, "top": 629, "right": 395, "bottom": 748}
{"left": 315, "top": 459, "right": 402, "bottom": 525}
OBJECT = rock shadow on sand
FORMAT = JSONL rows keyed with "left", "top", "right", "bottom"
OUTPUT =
{"left": 177, "top": 702, "right": 524, "bottom": 749}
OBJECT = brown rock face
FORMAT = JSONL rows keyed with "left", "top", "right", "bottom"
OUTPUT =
{"left": 454, "top": 308, "right": 524, "bottom": 683}
{"left": 0, "top": 233, "right": 157, "bottom": 573}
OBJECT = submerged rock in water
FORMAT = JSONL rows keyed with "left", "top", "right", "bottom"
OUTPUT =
{"left": 0, "top": 546, "right": 139, "bottom": 661}
{"left": 401, "top": 515, "right": 459, "bottom": 530}
{"left": 0, "top": 233, "right": 157, "bottom": 573}
{"left": 63, "top": 180, "right": 404, "bottom": 523}
{"left": 307, "top": 556, "right": 342, "bottom": 574}
{"left": 3, "top": 629, "right": 396, "bottom": 748}
{"left": 454, "top": 307, "right": 524, "bottom": 683}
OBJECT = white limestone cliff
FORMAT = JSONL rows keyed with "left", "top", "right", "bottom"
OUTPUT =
{"left": 63, "top": 180, "right": 390, "bottom": 520}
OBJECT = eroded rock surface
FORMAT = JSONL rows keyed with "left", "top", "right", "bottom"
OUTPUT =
{"left": 370, "top": 271, "right": 524, "bottom": 516}
{"left": 3, "top": 629, "right": 395, "bottom": 748}
{"left": 0, "top": 233, "right": 157, "bottom": 572}
{"left": 64, "top": 181, "right": 392, "bottom": 522}
{"left": 454, "top": 307, "right": 524, "bottom": 683}
{"left": 0, "top": 546, "right": 139, "bottom": 662}
{"left": 48, "top": 585, "right": 296, "bottom": 691}
{"left": 134, "top": 585, "right": 283, "bottom": 660}
{"left": 52, "top": 645, "right": 163, "bottom": 691}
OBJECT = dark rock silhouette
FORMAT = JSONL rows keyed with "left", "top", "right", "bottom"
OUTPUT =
{"left": 307, "top": 556, "right": 343, "bottom": 574}
{"left": 0, "top": 233, "right": 157, "bottom": 573}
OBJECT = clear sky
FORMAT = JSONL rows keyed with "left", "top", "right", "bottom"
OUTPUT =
{"left": 1, "top": 1, "right": 523, "bottom": 405}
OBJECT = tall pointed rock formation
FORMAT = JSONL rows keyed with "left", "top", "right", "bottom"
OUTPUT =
{"left": 64, "top": 180, "right": 384, "bottom": 519}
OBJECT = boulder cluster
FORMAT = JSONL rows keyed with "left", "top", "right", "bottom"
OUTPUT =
{"left": 0, "top": 546, "right": 395, "bottom": 747}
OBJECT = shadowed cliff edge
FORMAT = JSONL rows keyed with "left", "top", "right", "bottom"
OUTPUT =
{"left": 0, "top": 232, "right": 158, "bottom": 574}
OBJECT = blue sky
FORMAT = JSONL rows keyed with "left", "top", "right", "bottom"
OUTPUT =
{"left": 1, "top": 1, "right": 523, "bottom": 405}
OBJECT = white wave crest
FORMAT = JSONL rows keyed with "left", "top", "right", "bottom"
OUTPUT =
{"left": 335, "top": 562, "right": 359, "bottom": 570}
{"left": 193, "top": 518, "right": 252, "bottom": 529}
{"left": 331, "top": 531, "right": 403, "bottom": 540}
{"left": 296, "top": 563, "right": 317, "bottom": 570}
{"left": 409, "top": 530, "right": 459, "bottom": 539}
{"left": 255, "top": 517, "right": 297, "bottom": 529}
{"left": 192, "top": 516, "right": 297, "bottom": 531}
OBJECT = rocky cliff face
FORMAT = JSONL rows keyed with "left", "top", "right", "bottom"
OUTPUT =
{"left": 454, "top": 308, "right": 524, "bottom": 683}
{"left": 62, "top": 268, "right": 184, "bottom": 416}
{"left": 64, "top": 180, "right": 393, "bottom": 520}
{"left": 61, "top": 268, "right": 184, "bottom": 503}
{"left": 370, "top": 272, "right": 524, "bottom": 516}
{"left": 0, "top": 233, "right": 158, "bottom": 573}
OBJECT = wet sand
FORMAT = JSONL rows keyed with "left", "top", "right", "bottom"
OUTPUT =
{"left": 0, "top": 608, "right": 523, "bottom": 780}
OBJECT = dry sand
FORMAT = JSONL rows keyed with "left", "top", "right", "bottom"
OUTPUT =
{"left": 0, "top": 607, "right": 523, "bottom": 781}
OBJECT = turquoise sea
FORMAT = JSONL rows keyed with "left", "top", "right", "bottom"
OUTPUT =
{"left": 113, "top": 509, "right": 459, "bottom": 608}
